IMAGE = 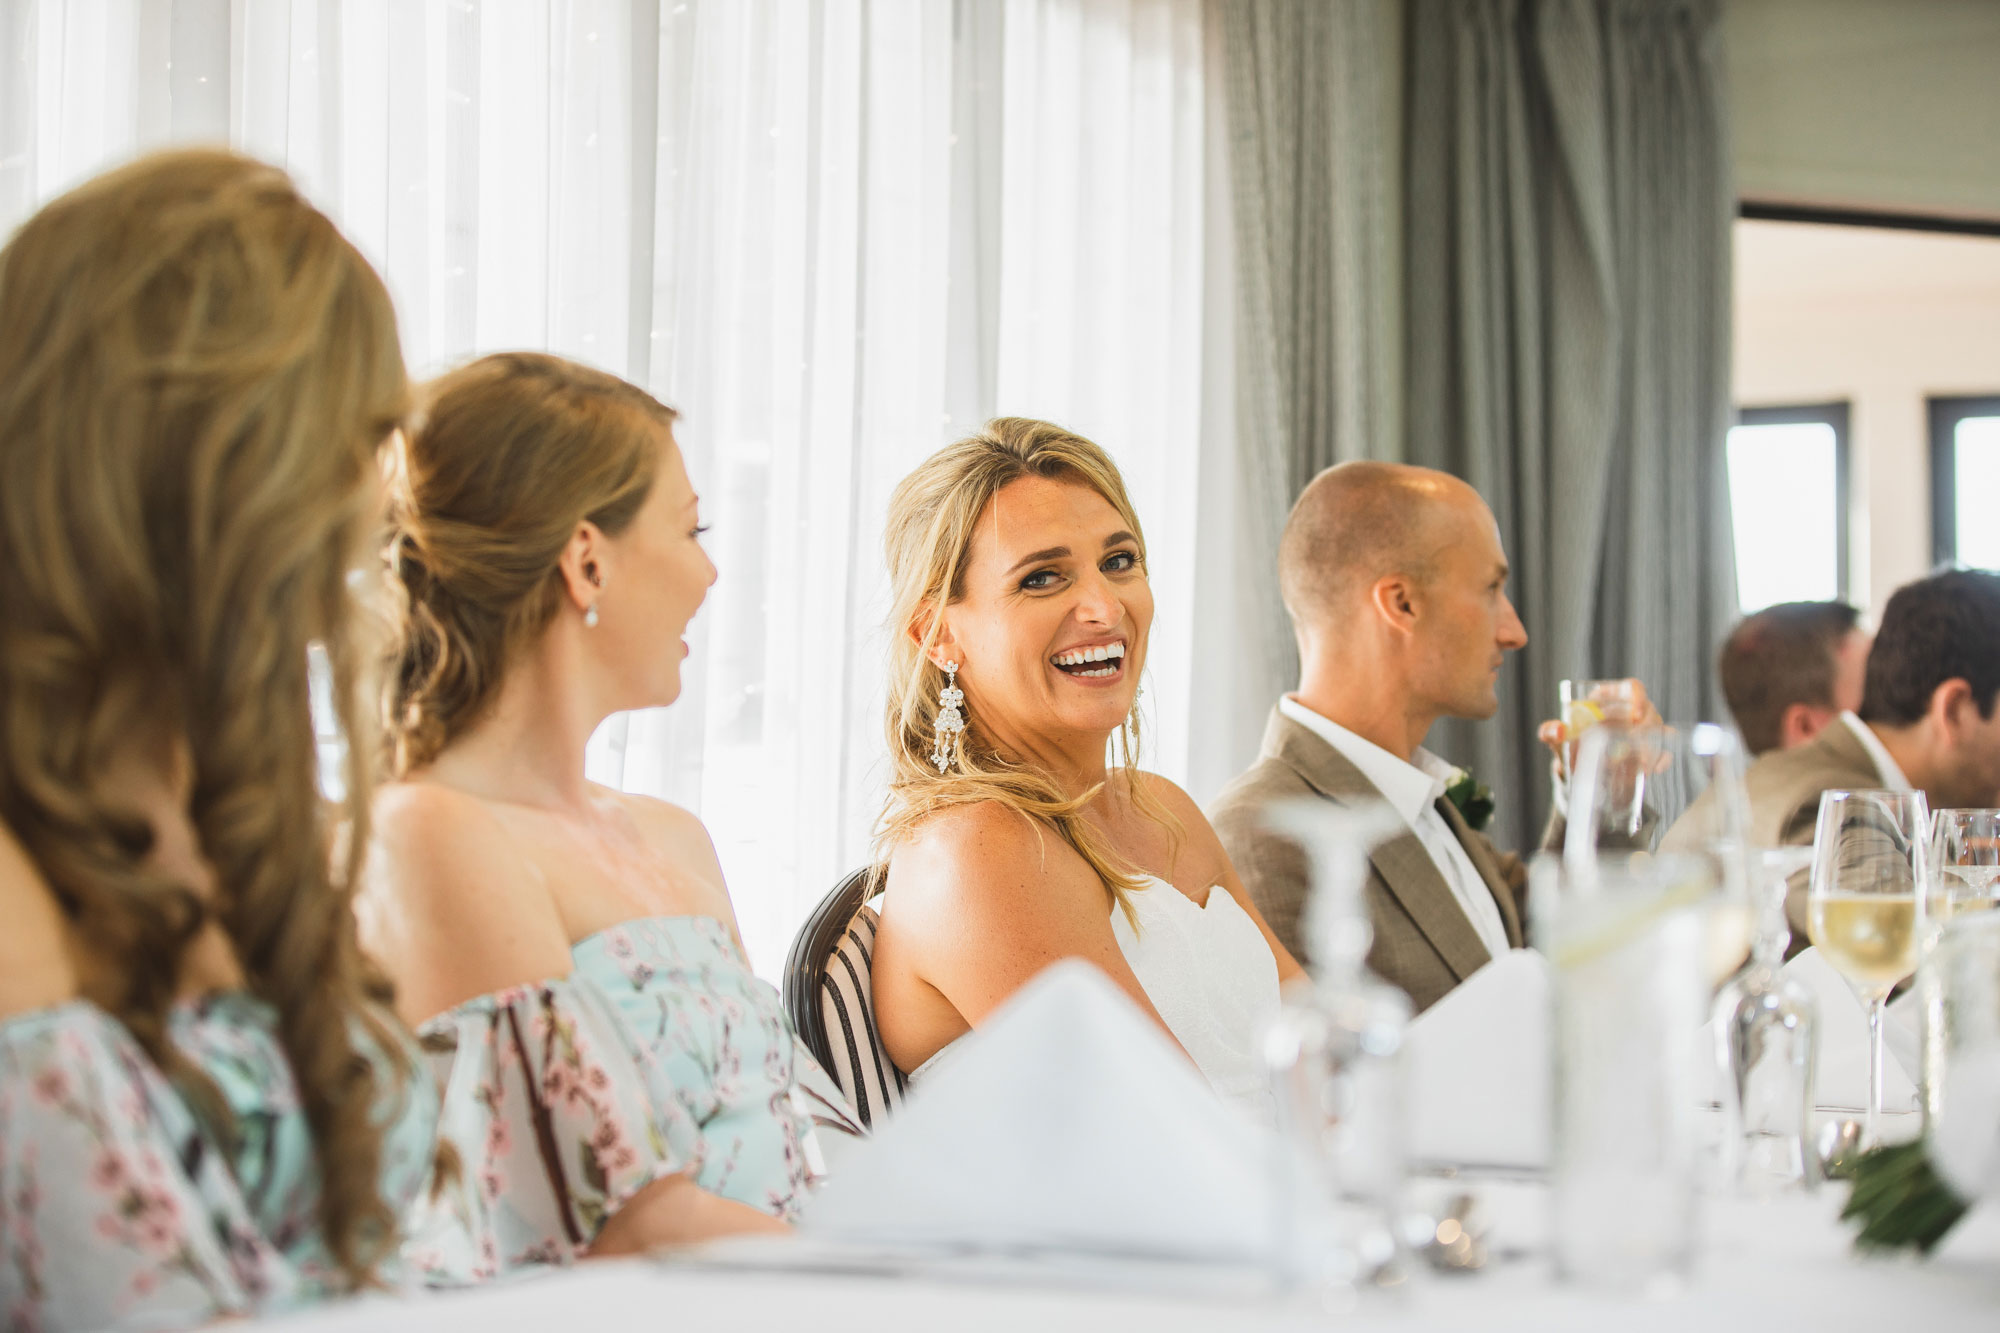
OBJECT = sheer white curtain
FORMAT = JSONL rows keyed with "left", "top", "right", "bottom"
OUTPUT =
{"left": 0, "top": 0, "right": 1215, "bottom": 980}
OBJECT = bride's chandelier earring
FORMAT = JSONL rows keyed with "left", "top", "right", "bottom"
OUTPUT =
{"left": 931, "top": 661, "right": 966, "bottom": 774}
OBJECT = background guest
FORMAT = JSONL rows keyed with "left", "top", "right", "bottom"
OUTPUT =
{"left": 1717, "top": 601, "right": 1871, "bottom": 757}
{"left": 1668, "top": 569, "right": 2000, "bottom": 940}
{"left": 1210, "top": 462, "right": 1639, "bottom": 1013}
{"left": 869, "top": 419, "right": 1303, "bottom": 1120}
{"left": 360, "top": 353, "right": 852, "bottom": 1282}
{"left": 0, "top": 150, "right": 434, "bottom": 1328}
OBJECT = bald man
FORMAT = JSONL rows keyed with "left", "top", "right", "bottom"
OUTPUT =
{"left": 1208, "top": 461, "right": 1531, "bottom": 1013}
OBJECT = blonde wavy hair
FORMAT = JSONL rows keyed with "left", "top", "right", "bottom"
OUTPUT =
{"left": 0, "top": 150, "right": 413, "bottom": 1286}
{"left": 383, "top": 353, "right": 676, "bottom": 775}
{"left": 876, "top": 418, "right": 1179, "bottom": 921}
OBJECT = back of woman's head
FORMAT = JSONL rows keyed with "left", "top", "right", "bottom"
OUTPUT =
{"left": 0, "top": 149, "right": 411, "bottom": 1283}
{"left": 386, "top": 352, "right": 675, "bottom": 773}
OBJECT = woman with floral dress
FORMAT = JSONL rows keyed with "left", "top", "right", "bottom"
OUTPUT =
{"left": 0, "top": 150, "right": 435, "bottom": 1330}
{"left": 360, "top": 353, "right": 856, "bottom": 1281}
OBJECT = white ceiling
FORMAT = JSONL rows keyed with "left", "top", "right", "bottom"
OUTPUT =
{"left": 1736, "top": 218, "right": 2000, "bottom": 306}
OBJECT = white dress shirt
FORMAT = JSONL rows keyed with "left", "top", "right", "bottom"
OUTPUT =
{"left": 1278, "top": 697, "right": 1513, "bottom": 958}
{"left": 1842, "top": 711, "right": 1913, "bottom": 791}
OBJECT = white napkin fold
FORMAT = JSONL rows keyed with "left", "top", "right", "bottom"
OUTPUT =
{"left": 1779, "top": 946, "right": 1920, "bottom": 1112}
{"left": 1402, "top": 950, "right": 1553, "bottom": 1171}
{"left": 802, "top": 959, "right": 1288, "bottom": 1264}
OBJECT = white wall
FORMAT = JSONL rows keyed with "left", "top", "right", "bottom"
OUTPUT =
{"left": 1727, "top": 0, "right": 2000, "bottom": 220}
{"left": 1734, "top": 219, "right": 2000, "bottom": 619}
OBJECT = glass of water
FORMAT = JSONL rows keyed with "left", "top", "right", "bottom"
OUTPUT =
{"left": 1534, "top": 851, "right": 1712, "bottom": 1293}
{"left": 1926, "top": 915, "right": 2000, "bottom": 1202}
{"left": 1931, "top": 810, "right": 2000, "bottom": 921}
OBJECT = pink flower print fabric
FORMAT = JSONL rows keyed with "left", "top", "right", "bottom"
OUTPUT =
{"left": 1, "top": 1003, "right": 297, "bottom": 1331}
{"left": 407, "top": 915, "right": 859, "bottom": 1284}
{"left": 0, "top": 993, "right": 437, "bottom": 1333}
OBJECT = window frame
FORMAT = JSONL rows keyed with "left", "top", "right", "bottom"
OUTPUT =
{"left": 1928, "top": 394, "right": 2000, "bottom": 568}
{"left": 1729, "top": 401, "right": 1852, "bottom": 605}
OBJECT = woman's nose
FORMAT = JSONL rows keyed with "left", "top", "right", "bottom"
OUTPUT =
{"left": 1072, "top": 570, "right": 1121, "bottom": 626}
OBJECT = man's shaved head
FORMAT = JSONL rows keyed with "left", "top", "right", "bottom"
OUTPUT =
{"left": 1279, "top": 461, "right": 1488, "bottom": 630}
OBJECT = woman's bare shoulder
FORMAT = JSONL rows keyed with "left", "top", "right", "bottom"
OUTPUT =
{"left": 1140, "top": 768, "right": 1239, "bottom": 822}
{"left": 887, "top": 800, "right": 1096, "bottom": 912}
{"left": 0, "top": 820, "right": 78, "bottom": 1017}
{"left": 1130, "top": 770, "right": 1234, "bottom": 883}
{"left": 610, "top": 789, "right": 725, "bottom": 879}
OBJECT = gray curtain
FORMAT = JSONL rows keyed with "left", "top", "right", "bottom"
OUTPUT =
{"left": 1210, "top": 0, "right": 1404, "bottom": 786}
{"left": 1406, "top": 0, "right": 1739, "bottom": 852}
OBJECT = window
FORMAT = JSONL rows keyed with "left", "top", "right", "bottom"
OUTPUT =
{"left": 1930, "top": 395, "right": 2000, "bottom": 569}
{"left": 1726, "top": 403, "right": 1849, "bottom": 612}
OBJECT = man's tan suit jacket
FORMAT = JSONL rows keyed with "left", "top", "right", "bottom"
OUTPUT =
{"left": 1662, "top": 716, "right": 1889, "bottom": 943}
{"left": 1208, "top": 708, "right": 1527, "bottom": 1015}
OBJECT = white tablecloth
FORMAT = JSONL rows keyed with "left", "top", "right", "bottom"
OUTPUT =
{"left": 272, "top": 1186, "right": 1998, "bottom": 1333}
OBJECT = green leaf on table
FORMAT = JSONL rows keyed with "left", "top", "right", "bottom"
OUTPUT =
{"left": 1840, "top": 1141, "right": 1972, "bottom": 1256}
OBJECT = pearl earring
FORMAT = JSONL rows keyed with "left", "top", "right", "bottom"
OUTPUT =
{"left": 584, "top": 603, "right": 600, "bottom": 628}
{"left": 931, "top": 661, "right": 965, "bottom": 773}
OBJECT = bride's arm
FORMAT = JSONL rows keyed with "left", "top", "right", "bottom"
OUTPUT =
{"left": 877, "top": 800, "right": 1192, "bottom": 1057}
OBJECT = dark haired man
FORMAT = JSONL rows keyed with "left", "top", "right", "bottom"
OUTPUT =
{"left": 1717, "top": 601, "right": 1870, "bottom": 756}
{"left": 1667, "top": 569, "right": 2000, "bottom": 938}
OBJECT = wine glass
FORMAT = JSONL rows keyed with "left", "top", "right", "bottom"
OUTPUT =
{"left": 1931, "top": 810, "right": 2000, "bottom": 922}
{"left": 1807, "top": 789, "right": 1932, "bottom": 1149}
{"left": 1564, "top": 722, "right": 1755, "bottom": 983}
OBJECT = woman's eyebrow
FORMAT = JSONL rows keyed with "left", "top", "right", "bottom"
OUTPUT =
{"left": 1004, "top": 545, "right": 1069, "bottom": 576}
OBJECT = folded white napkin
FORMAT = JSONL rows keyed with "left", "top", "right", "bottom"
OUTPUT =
{"left": 1402, "top": 950, "right": 1553, "bottom": 1171}
{"left": 1780, "top": 946, "right": 1920, "bottom": 1113}
{"left": 802, "top": 960, "right": 1289, "bottom": 1264}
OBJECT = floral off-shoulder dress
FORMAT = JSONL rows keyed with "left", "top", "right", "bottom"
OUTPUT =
{"left": 0, "top": 992, "right": 437, "bottom": 1332}
{"left": 408, "top": 915, "right": 859, "bottom": 1282}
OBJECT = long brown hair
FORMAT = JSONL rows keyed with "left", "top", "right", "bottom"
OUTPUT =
{"left": 384, "top": 352, "right": 677, "bottom": 774}
{"left": 0, "top": 150, "right": 412, "bottom": 1285}
{"left": 876, "top": 418, "right": 1179, "bottom": 921}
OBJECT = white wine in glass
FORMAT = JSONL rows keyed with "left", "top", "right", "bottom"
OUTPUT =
{"left": 1809, "top": 893, "right": 1920, "bottom": 989}
{"left": 1807, "top": 788, "right": 1931, "bottom": 1149}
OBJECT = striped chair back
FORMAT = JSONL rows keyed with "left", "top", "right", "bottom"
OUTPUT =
{"left": 783, "top": 867, "right": 906, "bottom": 1130}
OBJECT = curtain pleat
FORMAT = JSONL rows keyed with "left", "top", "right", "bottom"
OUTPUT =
{"left": 1209, "top": 0, "right": 1404, "bottom": 792}
{"left": 1407, "top": 0, "right": 1737, "bottom": 851}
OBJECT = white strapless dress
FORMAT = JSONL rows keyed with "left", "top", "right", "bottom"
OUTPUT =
{"left": 909, "top": 877, "right": 1283, "bottom": 1122}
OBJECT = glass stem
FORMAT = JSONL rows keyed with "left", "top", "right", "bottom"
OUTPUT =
{"left": 1865, "top": 994, "right": 1887, "bottom": 1150}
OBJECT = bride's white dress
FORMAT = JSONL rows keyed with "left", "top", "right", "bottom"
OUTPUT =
{"left": 909, "top": 876, "right": 1283, "bottom": 1120}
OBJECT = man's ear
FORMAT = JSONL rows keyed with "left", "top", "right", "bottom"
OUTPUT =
{"left": 910, "top": 599, "right": 963, "bottom": 668}
{"left": 556, "top": 521, "right": 606, "bottom": 613}
{"left": 1935, "top": 677, "right": 1977, "bottom": 735}
{"left": 1778, "top": 702, "right": 1833, "bottom": 750}
{"left": 1368, "top": 573, "right": 1420, "bottom": 637}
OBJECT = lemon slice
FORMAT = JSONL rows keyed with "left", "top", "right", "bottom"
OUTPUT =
{"left": 1565, "top": 699, "right": 1606, "bottom": 733}
{"left": 1550, "top": 870, "right": 1712, "bottom": 970}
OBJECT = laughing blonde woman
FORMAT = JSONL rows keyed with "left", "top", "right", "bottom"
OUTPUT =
{"left": 867, "top": 419, "right": 1303, "bottom": 1119}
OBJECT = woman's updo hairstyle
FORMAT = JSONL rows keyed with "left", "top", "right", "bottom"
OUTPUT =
{"left": 386, "top": 353, "right": 677, "bottom": 773}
